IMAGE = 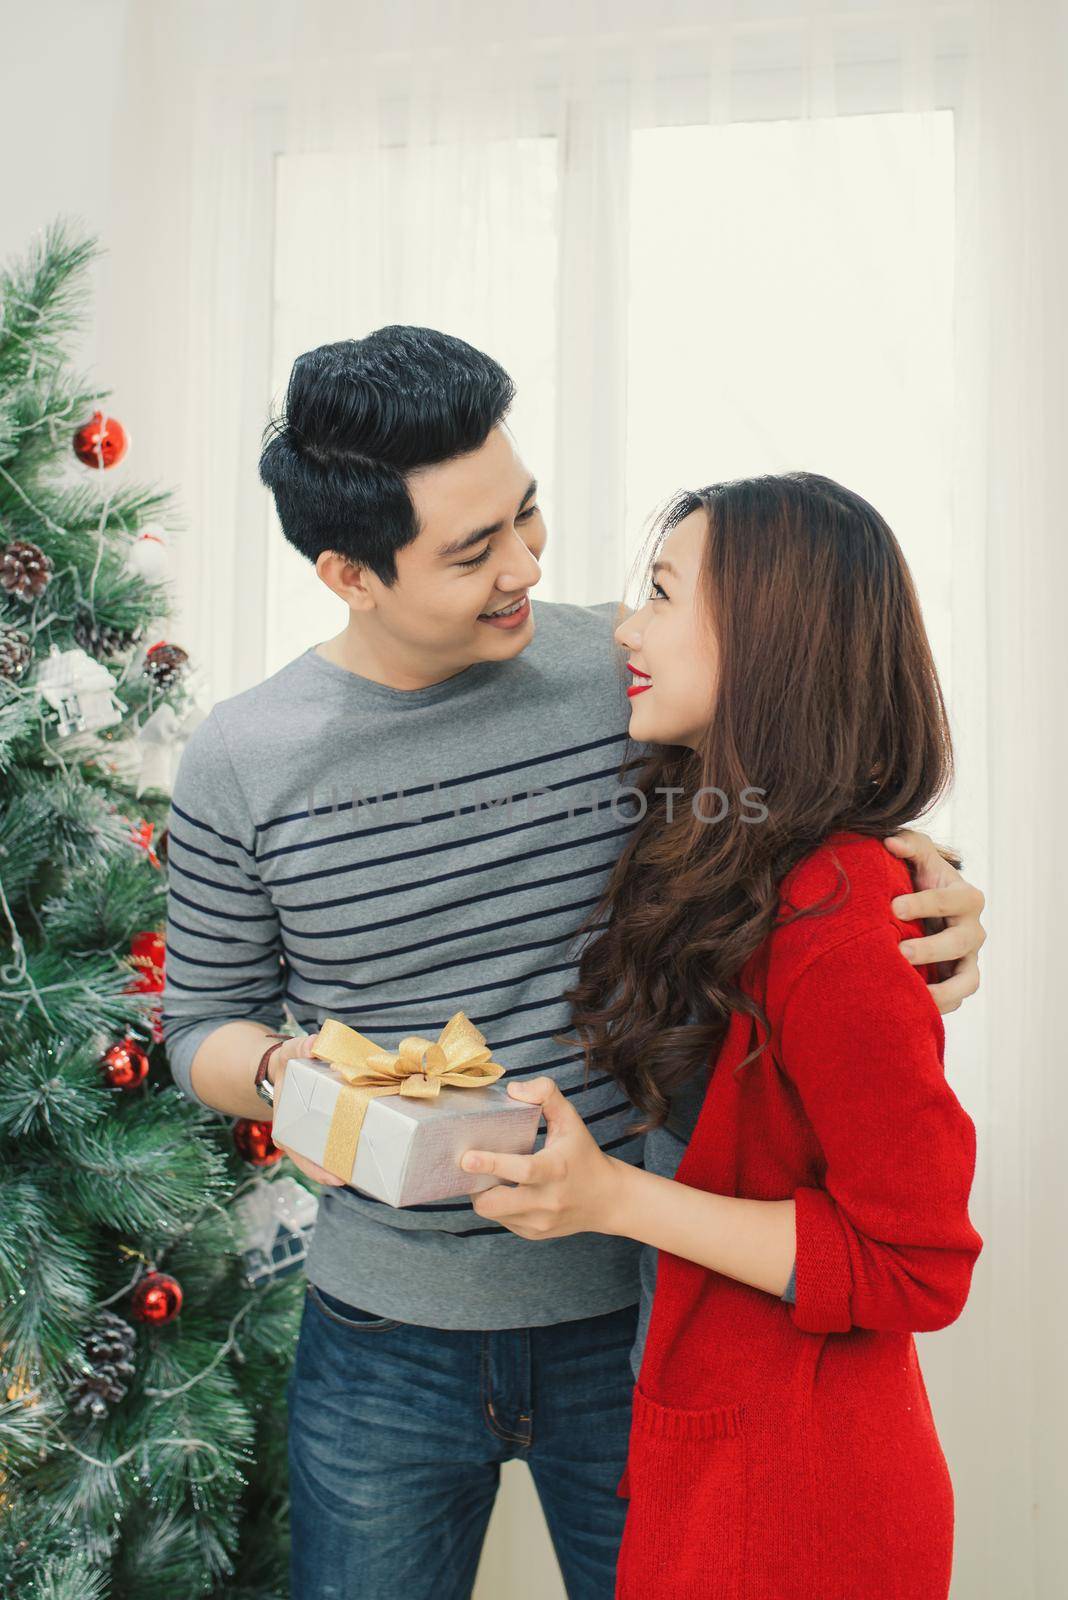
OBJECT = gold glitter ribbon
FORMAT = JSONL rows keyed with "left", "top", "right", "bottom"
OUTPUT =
{"left": 312, "top": 1012, "right": 505, "bottom": 1182}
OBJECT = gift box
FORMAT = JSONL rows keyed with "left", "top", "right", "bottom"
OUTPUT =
{"left": 272, "top": 1012, "right": 541, "bottom": 1207}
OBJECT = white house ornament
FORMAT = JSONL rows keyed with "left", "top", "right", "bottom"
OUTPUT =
{"left": 33, "top": 645, "right": 126, "bottom": 737}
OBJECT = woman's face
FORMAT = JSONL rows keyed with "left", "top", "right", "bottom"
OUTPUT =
{"left": 613, "top": 509, "right": 719, "bottom": 750}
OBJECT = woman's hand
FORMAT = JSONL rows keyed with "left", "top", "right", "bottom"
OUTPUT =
{"left": 269, "top": 1032, "right": 346, "bottom": 1187}
{"left": 461, "top": 1078, "right": 628, "bottom": 1239}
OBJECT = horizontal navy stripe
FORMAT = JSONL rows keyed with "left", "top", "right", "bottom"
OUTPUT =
{"left": 293, "top": 991, "right": 571, "bottom": 1037}
{"left": 257, "top": 762, "right": 628, "bottom": 864}
{"left": 508, "top": 1049, "right": 587, "bottom": 1079}
{"left": 562, "top": 1073, "right": 612, "bottom": 1098}
{"left": 282, "top": 922, "right": 608, "bottom": 995}
{"left": 170, "top": 798, "right": 255, "bottom": 856}
{"left": 263, "top": 805, "right": 638, "bottom": 891}
{"left": 168, "top": 886, "right": 276, "bottom": 923}
{"left": 255, "top": 731, "right": 630, "bottom": 834}
{"left": 273, "top": 824, "right": 636, "bottom": 916}
{"left": 278, "top": 857, "right": 615, "bottom": 942}
{"left": 167, "top": 858, "right": 265, "bottom": 899}
{"left": 165, "top": 938, "right": 280, "bottom": 972}
{"left": 602, "top": 1131, "right": 643, "bottom": 1154}
{"left": 164, "top": 972, "right": 284, "bottom": 996}
{"left": 484, "top": 1024, "right": 576, "bottom": 1052}
{"left": 582, "top": 1098, "right": 632, "bottom": 1127}
{"left": 167, "top": 916, "right": 278, "bottom": 950}
{"left": 167, "top": 827, "right": 257, "bottom": 876}
{"left": 286, "top": 959, "right": 575, "bottom": 1018}
{"left": 281, "top": 894, "right": 601, "bottom": 968}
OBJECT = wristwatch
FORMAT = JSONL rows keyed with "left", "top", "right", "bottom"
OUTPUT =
{"left": 253, "top": 1034, "right": 287, "bottom": 1108}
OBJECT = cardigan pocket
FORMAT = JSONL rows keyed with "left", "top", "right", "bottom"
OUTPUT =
{"left": 617, "top": 1385, "right": 747, "bottom": 1600}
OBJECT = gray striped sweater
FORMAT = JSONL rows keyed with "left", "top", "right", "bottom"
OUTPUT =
{"left": 162, "top": 598, "right": 648, "bottom": 1328}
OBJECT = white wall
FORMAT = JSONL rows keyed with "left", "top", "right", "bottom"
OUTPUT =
{"left": 0, "top": 2, "right": 131, "bottom": 371}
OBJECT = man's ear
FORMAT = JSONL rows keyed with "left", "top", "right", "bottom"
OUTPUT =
{"left": 315, "top": 550, "right": 375, "bottom": 611}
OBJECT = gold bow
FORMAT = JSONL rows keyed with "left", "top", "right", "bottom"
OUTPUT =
{"left": 311, "top": 1012, "right": 504, "bottom": 1181}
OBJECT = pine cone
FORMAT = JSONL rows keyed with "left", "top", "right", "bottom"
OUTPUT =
{"left": 143, "top": 641, "right": 188, "bottom": 690}
{"left": 67, "top": 1312, "right": 137, "bottom": 1419}
{"left": 0, "top": 540, "right": 54, "bottom": 603}
{"left": 74, "top": 607, "right": 144, "bottom": 660}
{"left": 0, "top": 624, "right": 32, "bottom": 680}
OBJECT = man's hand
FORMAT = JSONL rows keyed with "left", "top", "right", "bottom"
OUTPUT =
{"left": 884, "top": 829, "right": 986, "bottom": 1014}
{"left": 461, "top": 1078, "right": 625, "bottom": 1239}
{"left": 269, "top": 1033, "right": 345, "bottom": 1187}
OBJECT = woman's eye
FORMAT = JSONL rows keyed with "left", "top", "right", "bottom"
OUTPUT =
{"left": 649, "top": 581, "right": 668, "bottom": 601}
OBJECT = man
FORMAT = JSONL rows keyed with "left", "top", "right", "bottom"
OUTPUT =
{"left": 162, "top": 326, "right": 985, "bottom": 1600}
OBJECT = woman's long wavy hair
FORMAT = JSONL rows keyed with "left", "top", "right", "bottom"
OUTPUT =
{"left": 559, "top": 472, "right": 954, "bottom": 1129}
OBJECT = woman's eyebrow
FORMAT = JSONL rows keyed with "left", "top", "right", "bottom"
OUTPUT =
{"left": 436, "top": 478, "right": 538, "bottom": 559}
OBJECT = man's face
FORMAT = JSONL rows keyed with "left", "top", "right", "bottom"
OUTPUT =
{"left": 321, "top": 425, "right": 546, "bottom": 677}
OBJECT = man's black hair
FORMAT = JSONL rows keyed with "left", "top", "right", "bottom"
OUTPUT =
{"left": 259, "top": 325, "right": 516, "bottom": 584}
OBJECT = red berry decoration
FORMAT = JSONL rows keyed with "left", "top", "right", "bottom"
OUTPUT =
{"left": 233, "top": 1118, "right": 283, "bottom": 1167}
{"left": 101, "top": 1037, "right": 150, "bottom": 1090}
{"left": 130, "top": 820, "right": 161, "bottom": 869}
{"left": 130, "top": 1271, "right": 182, "bottom": 1326}
{"left": 148, "top": 999, "right": 164, "bottom": 1045}
{"left": 73, "top": 411, "right": 128, "bottom": 469}
{"left": 128, "top": 929, "right": 166, "bottom": 993}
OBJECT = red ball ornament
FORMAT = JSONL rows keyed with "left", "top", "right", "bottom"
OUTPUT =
{"left": 73, "top": 411, "right": 128, "bottom": 469}
{"left": 101, "top": 1037, "right": 150, "bottom": 1090}
{"left": 233, "top": 1118, "right": 283, "bottom": 1167}
{"left": 130, "top": 1271, "right": 182, "bottom": 1325}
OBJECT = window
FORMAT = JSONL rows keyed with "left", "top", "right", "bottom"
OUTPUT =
{"left": 625, "top": 112, "right": 955, "bottom": 667}
{"left": 267, "top": 108, "right": 955, "bottom": 720}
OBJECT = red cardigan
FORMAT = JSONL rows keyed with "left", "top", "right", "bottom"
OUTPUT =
{"left": 616, "top": 834, "right": 982, "bottom": 1600}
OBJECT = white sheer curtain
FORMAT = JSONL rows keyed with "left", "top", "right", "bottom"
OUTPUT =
{"left": 102, "top": 3, "right": 1067, "bottom": 1595}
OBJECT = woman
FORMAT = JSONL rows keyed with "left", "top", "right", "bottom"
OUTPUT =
{"left": 460, "top": 472, "right": 983, "bottom": 1600}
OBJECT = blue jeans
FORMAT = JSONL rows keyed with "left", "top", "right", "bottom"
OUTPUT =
{"left": 287, "top": 1284, "right": 638, "bottom": 1600}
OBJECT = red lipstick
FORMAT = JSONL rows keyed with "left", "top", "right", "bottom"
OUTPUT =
{"left": 626, "top": 662, "right": 652, "bottom": 699}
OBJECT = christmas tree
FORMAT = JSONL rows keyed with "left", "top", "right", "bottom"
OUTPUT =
{"left": 0, "top": 222, "right": 309, "bottom": 1600}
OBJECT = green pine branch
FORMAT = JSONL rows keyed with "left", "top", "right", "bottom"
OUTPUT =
{"left": 0, "top": 221, "right": 101, "bottom": 390}
{"left": 42, "top": 851, "right": 167, "bottom": 957}
{"left": 0, "top": 1038, "right": 111, "bottom": 1143}
{"left": 62, "top": 1092, "right": 230, "bottom": 1239}
{"left": 0, "top": 947, "right": 153, "bottom": 1046}
{"left": 0, "top": 217, "right": 293, "bottom": 1600}
{"left": 0, "top": 1168, "right": 98, "bottom": 1371}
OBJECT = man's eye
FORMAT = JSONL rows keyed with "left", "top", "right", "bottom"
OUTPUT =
{"left": 517, "top": 505, "right": 539, "bottom": 523}
{"left": 457, "top": 546, "right": 491, "bottom": 570}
